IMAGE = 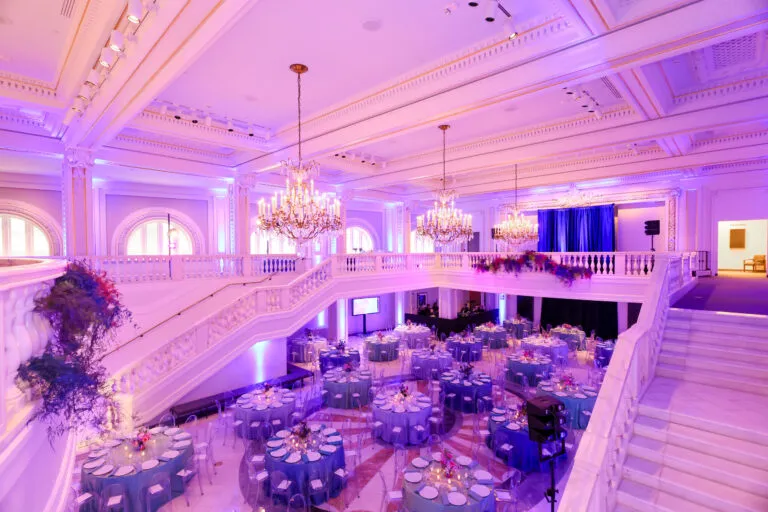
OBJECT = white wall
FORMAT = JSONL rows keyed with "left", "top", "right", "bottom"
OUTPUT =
{"left": 717, "top": 219, "right": 768, "bottom": 270}
{"left": 178, "top": 338, "right": 287, "bottom": 402}
{"left": 616, "top": 202, "right": 667, "bottom": 252}
{"left": 348, "top": 292, "right": 395, "bottom": 335}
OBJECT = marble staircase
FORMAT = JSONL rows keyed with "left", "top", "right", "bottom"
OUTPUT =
{"left": 616, "top": 308, "right": 768, "bottom": 512}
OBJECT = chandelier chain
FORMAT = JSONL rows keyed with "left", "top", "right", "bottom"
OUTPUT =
{"left": 297, "top": 70, "right": 302, "bottom": 162}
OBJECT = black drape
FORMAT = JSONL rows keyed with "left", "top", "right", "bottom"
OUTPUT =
{"left": 540, "top": 298, "right": 618, "bottom": 340}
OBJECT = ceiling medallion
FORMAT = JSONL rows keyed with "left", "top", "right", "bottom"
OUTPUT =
{"left": 557, "top": 183, "right": 599, "bottom": 208}
{"left": 493, "top": 164, "right": 538, "bottom": 248}
{"left": 256, "top": 64, "right": 342, "bottom": 248}
{"left": 416, "top": 125, "right": 473, "bottom": 246}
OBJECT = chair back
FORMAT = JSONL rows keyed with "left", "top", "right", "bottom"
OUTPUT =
{"left": 288, "top": 493, "right": 307, "bottom": 511}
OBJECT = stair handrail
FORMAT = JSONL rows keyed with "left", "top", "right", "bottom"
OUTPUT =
{"left": 559, "top": 254, "right": 679, "bottom": 511}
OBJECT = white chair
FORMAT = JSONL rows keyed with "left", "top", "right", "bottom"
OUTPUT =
{"left": 377, "top": 469, "right": 403, "bottom": 512}
{"left": 100, "top": 483, "right": 126, "bottom": 512}
{"left": 177, "top": 457, "right": 203, "bottom": 506}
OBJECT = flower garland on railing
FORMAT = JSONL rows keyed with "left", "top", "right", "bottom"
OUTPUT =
{"left": 15, "top": 260, "right": 133, "bottom": 442}
{"left": 473, "top": 251, "right": 593, "bottom": 286}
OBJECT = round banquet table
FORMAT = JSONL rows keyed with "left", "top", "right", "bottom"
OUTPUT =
{"left": 372, "top": 390, "right": 432, "bottom": 445}
{"left": 411, "top": 350, "right": 453, "bottom": 380}
{"left": 551, "top": 327, "right": 586, "bottom": 351}
{"left": 365, "top": 335, "right": 400, "bottom": 362}
{"left": 536, "top": 380, "right": 598, "bottom": 429}
{"left": 520, "top": 336, "right": 569, "bottom": 363}
{"left": 503, "top": 319, "right": 532, "bottom": 339}
{"left": 446, "top": 337, "right": 483, "bottom": 362}
{"left": 264, "top": 425, "right": 345, "bottom": 506}
{"left": 80, "top": 427, "right": 194, "bottom": 512}
{"left": 288, "top": 337, "right": 325, "bottom": 363}
{"left": 323, "top": 368, "right": 372, "bottom": 409}
{"left": 402, "top": 454, "right": 495, "bottom": 512}
{"left": 234, "top": 389, "right": 296, "bottom": 438}
{"left": 595, "top": 342, "right": 615, "bottom": 367}
{"left": 487, "top": 414, "right": 551, "bottom": 472}
{"left": 474, "top": 326, "right": 508, "bottom": 349}
{"left": 440, "top": 370, "right": 493, "bottom": 413}
{"left": 506, "top": 354, "right": 552, "bottom": 386}
{"left": 394, "top": 325, "right": 432, "bottom": 348}
{"left": 318, "top": 349, "right": 361, "bottom": 373}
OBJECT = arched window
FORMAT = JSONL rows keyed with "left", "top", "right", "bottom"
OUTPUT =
{"left": 346, "top": 226, "right": 374, "bottom": 253}
{"left": 250, "top": 232, "right": 296, "bottom": 255}
{"left": 410, "top": 230, "right": 434, "bottom": 253}
{"left": 126, "top": 220, "right": 194, "bottom": 255}
{"left": 0, "top": 213, "right": 51, "bottom": 256}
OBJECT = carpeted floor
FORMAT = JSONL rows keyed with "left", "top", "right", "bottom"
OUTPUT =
{"left": 674, "top": 272, "right": 768, "bottom": 315}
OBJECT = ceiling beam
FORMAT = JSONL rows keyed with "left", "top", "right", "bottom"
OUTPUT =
{"left": 63, "top": 0, "right": 259, "bottom": 150}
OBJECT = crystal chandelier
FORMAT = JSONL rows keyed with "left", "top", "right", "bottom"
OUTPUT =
{"left": 416, "top": 125, "right": 473, "bottom": 246}
{"left": 256, "top": 64, "right": 341, "bottom": 247}
{"left": 557, "top": 183, "right": 598, "bottom": 208}
{"left": 493, "top": 164, "right": 539, "bottom": 248}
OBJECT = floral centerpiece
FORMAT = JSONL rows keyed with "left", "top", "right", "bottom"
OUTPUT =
{"left": 562, "top": 323, "right": 572, "bottom": 329}
{"left": 292, "top": 420, "right": 310, "bottom": 439}
{"left": 515, "top": 401, "right": 528, "bottom": 422}
{"left": 460, "top": 363, "right": 474, "bottom": 379}
{"left": 343, "top": 362, "right": 354, "bottom": 373}
{"left": 376, "top": 332, "right": 384, "bottom": 341}
{"left": 522, "top": 349, "right": 535, "bottom": 360}
{"left": 399, "top": 384, "right": 409, "bottom": 398}
{"left": 406, "top": 319, "right": 413, "bottom": 326}
{"left": 264, "top": 383, "right": 273, "bottom": 393}
{"left": 561, "top": 373, "right": 576, "bottom": 389}
{"left": 441, "top": 449, "right": 458, "bottom": 479}
{"left": 484, "top": 322, "right": 495, "bottom": 328}
{"left": 429, "top": 343, "right": 437, "bottom": 354}
{"left": 15, "top": 261, "right": 133, "bottom": 441}
{"left": 336, "top": 340, "right": 346, "bottom": 353}
{"left": 132, "top": 427, "right": 151, "bottom": 451}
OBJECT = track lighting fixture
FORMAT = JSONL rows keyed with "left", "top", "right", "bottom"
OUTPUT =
{"left": 85, "top": 69, "right": 102, "bottom": 88}
{"left": 503, "top": 19, "right": 518, "bottom": 39}
{"left": 108, "top": 30, "right": 125, "bottom": 53}
{"left": 248, "top": 125, "right": 255, "bottom": 137}
{"left": 98, "top": 48, "right": 117, "bottom": 69}
{"left": 484, "top": 0, "right": 497, "bottom": 22}
{"left": 226, "top": 119, "right": 234, "bottom": 132}
{"left": 204, "top": 115, "right": 212, "bottom": 127}
{"left": 468, "top": 1, "right": 479, "bottom": 6}
{"left": 127, "top": 0, "right": 144, "bottom": 24}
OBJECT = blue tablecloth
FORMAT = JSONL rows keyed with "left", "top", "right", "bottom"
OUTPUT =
{"left": 504, "top": 319, "right": 532, "bottom": 339}
{"left": 488, "top": 416, "right": 550, "bottom": 472}
{"left": 318, "top": 349, "right": 361, "bottom": 373}
{"left": 288, "top": 338, "right": 324, "bottom": 363}
{"left": 536, "top": 384, "right": 598, "bottom": 429}
{"left": 440, "top": 371, "right": 492, "bottom": 413}
{"left": 81, "top": 428, "right": 194, "bottom": 512}
{"left": 323, "top": 370, "right": 372, "bottom": 409}
{"left": 365, "top": 337, "right": 400, "bottom": 362}
{"left": 595, "top": 342, "right": 615, "bottom": 367}
{"left": 411, "top": 350, "right": 453, "bottom": 380}
{"left": 394, "top": 326, "right": 432, "bottom": 348}
{"left": 474, "top": 328, "right": 508, "bottom": 349}
{"left": 234, "top": 390, "right": 296, "bottom": 439}
{"left": 551, "top": 327, "right": 586, "bottom": 351}
{"left": 446, "top": 338, "right": 483, "bottom": 362}
{"left": 520, "top": 337, "right": 569, "bottom": 363}
{"left": 372, "top": 391, "right": 432, "bottom": 445}
{"left": 402, "top": 457, "right": 495, "bottom": 512}
{"left": 506, "top": 356, "right": 552, "bottom": 386}
{"left": 264, "top": 425, "right": 345, "bottom": 506}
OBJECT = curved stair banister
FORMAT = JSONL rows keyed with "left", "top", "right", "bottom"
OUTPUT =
{"left": 559, "top": 254, "right": 692, "bottom": 511}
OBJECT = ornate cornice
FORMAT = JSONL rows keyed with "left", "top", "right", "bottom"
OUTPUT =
{"left": 690, "top": 129, "right": 768, "bottom": 150}
{"left": 63, "top": 147, "right": 94, "bottom": 169}
{"left": 137, "top": 110, "right": 271, "bottom": 147}
{"left": 0, "top": 109, "right": 48, "bottom": 130}
{"left": 672, "top": 73, "right": 768, "bottom": 106}
{"left": 0, "top": 75, "right": 58, "bottom": 102}
{"left": 111, "top": 134, "right": 234, "bottom": 161}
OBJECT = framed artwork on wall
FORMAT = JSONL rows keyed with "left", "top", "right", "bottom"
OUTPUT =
{"left": 730, "top": 228, "right": 746, "bottom": 249}
{"left": 417, "top": 293, "right": 427, "bottom": 307}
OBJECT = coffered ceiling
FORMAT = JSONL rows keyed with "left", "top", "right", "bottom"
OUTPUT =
{"left": 0, "top": 0, "right": 765, "bottom": 206}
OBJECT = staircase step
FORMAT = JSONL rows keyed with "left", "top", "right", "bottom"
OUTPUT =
{"left": 616, "top": 479, "right": 717, "bottom": 512}
{"left": 655, "top": 362, "right": 768, "bottom": 396}
{"left": 628, "top": 433, "right": 768, "bottom": 497}
{"left": 622, "top": 455, "right": 768, "bottom": 512}
{"left": 661, "top": 341, "right": 768, "bottom": 365}
{"left": 668, "top": 308, "right": 768, "bottom": 329}
{"left": 657, "top": 352, "right": 768, "bottom": 380}
{"left": 664, "top": 327, "right": 768, "bottom": 352}
{"left": 634, "top": 415, "right": 768, "bottom": 473}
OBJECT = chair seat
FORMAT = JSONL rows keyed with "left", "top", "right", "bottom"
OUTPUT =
{"left": 148, "top": 484, "right": 164, "bottom": 495}
{"left": 256, "top": 470, "right": 269, "bottom": 482}
{"left": 496, "top": 490, "right": 513, "bottom": 502}
{"left": 106, "top": 496, "right": 123, "bottom": 507}
{"left": 233, "top": 420, "right": 244, "bottom": 427}
{"left": 334, "top": 468, "right": 349, "bottom": 479}
{"left": 392, "top": 426, "right": 403, "bottom": 433}
{"left": 272, "top": 419, "right": 282, "bottom": 425}
{"left": 352, "top": 393, "right": 361, "bottom": 398}
{"left": 251, "top": 454, "right": 265, "bottom": 464}
{"left": 177, "top": 468, "right": 193, "bottom": 478}
{"left": 277, "top": 479, "right": 291, "bottom": 491}
{"left": 414, "top": 425, "right": 425, "bottom": 432}
{"left": 388, "top": 490, "right": 404, "bottom": 500}
{"left": 75, "top": 493, "right": 93, "bottom": 506}
{"left": 429, "top": 417, "right": 440, "bottom": 424}
{"left": 310, "top": 479, "right": 324, "bottom": 491}
{"left": 373, "top": 421, "right": 384, "bottom": 428}
{"left": 500, "top": 443, "right": 513, "bottom": 452}
{"left": 250, "top": 421, "right": 261, "bottom": 428}
{"left": 334, "top": 394, "right": 343, "bottom": 399}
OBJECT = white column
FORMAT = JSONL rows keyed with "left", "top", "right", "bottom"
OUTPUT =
{"left": 232, "top": 178, "right": 250, "bottom": 255}
{"left": 62, "top": 148, "right": 94, "bottom": 257}
{"left": 666, "top": 189, "right": 680, "bottom": 251}
{"left": 618, "top": 302, "right": 629, "bottom": 334}
{"left": 498, "top": 294, "right": 506, "bottom": 324}
{"left": 403, "top": 204, "right": 413, "bottom": 253}
{"left": 335, "top": 298, "right": 348, "bottom": 340}
{"left": 533, "top": 296, "right": 543, "bottom": 328}
{"left": 334, "top": 196, "right": 348, "bottom": 254}
{"left": 212, "top": 189, "right": 231, "bottom": 254}
{"left": 395, "top": 292, "right": 405, "bottom": 325}
{"left": 438, "top": 288, "right": 458, "bottom": 319}
{"left": 507, "top": 294, "right": 518, "bottom": 318}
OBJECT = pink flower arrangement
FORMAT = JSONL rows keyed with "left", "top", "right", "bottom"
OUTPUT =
{"left": 343, "top": 362, "right": 353, "bottom": 373}
{"left": 132, "top": 427, "right": 151, "bottom": 452}
{"left": 472, "top": 251, "right": 593, "bottom": 287}
{"left": 400, "top": 384, "right": 409, "bottom": 398}
{"left": 522, "top": 349, "right": 534, "bottom": 360}
{"left": 562, "top": 323, "right": 572, "bottom": 329}
{"left": 376, "top": 332, "right": 384, "bottom": 340}
{"left": 406, "top": 319, "right": 413, "bottom": 326}
{"left": 441, "top": 449, "right": 458, "bottom": 479}
{"left": 561, "top": 373, "right": 576, "bottom": 388}
{"left": 293, "top": 421, "right": 310, "bottom": 439}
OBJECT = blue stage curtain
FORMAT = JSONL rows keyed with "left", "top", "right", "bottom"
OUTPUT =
{"left": 537, "top": 204, "right": 615, "bottom": 252}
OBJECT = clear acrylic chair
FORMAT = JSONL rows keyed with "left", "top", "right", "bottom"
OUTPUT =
{"left": 158, "top": 412, "right": 176, "bottom": 428}
{"left": 177, "top": 457, "right": 203, "bottom": 506}
{"left": 245, "top": 455, "right": 268, "bottom": 506}
{"left": 496, "top": 469, "right": 523, "bottom": 511}
{"left": 288, "top": 493, "right": 308, "bottom": 512}
{"left": 378, "top": 469, "right": 403, "bottom": 512}
{"left": 100, "top": 483, "right": 127, "bottom": 512}
{"left": 307, "top": 467, "right": 329, "bottom": 505}
{"left": 144, "top": 472, "right": 172, "bottom": 512}
{"left": 270, "top": 470, "right": 294, "bottom": 510}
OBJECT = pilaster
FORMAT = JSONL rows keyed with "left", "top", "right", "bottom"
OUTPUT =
{"left": 62, "top": 147, "right": 94, "bottom": 256}
{"left": 233, "top": 178, "right": 250, "bottom": 255}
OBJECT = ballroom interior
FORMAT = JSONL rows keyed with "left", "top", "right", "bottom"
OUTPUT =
{"left": 1, "top": 1, "right": 768, "bottom": 512}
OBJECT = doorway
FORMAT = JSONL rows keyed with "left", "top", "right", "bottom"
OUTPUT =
{"left": 716, "top": 219, "right": 767, "bottom": 275}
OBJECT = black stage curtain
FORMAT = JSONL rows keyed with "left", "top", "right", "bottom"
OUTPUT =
{"left": 541, "top": 298, "right": 618, "bottom": 340}
{"left": 405, "top": 310, "right": 499, "bottom": 338}
{"left": 628, "top": 303, "right": 642, "bottom": 329}
{"left": 517, "top": 296, "right": 534, "bottom": 321}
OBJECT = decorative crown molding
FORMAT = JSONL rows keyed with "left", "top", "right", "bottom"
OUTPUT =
{"left": 137, "top": 110, "right": 271, "bottom": 147}
{"left": 111, "top": 134, "right": 234, "bottom": 161}
{"left": 672, "top": 73, "right": 768, "bottom": 106}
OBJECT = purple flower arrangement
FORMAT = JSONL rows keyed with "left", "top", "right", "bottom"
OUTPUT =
{"left": 441, "top": 449, "right": 458, "bottom": 479}
{"left": 400, "top": 384, "right": 409, "bottom": 398}
{"left": 293, "top": 421, "right": 311, "bottom": 439}
{"left": 15, "top": 261, "right": 133, "bottom": 442}
{"left": 343, "top": 362, "right": 353, "bottom": 373}
{"left": 472, "top": 251, "right": 593, "bottom": 286}
{"left": 460, "top": 363, "right": 474, "bottom": 379}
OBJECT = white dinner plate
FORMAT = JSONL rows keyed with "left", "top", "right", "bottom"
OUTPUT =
{"left": 89, "top": 449, "right": 108, "bottom": 458}
{"left": 419, "top": 486, "right": 439, "bottom": 500}
{"left": 93, "top": 464, "right": 114, "bottom": 477}
{"left": 270, "top": 448, "right": 287, "bottom": 458}
{"left": 456, "top": 455, "right": 472, "bottom": 466}
{"left": 149, "top": 427, "right": 164, "bottom": 435}
{"left": 540, "top": 386, "right": 554, "bottom": 392}
{"left": 173, "top": 432, "right": 191, "bottom": 440}
{"left": 141, "top": 459, "right": 159, "bottom": 470}
{"left": 585, "top": 391, "right": 597, "bottom": 397}
{"left": 411, "top": 457, "right": 428, "bottom": 468}
{"left": 394, "top": 406, "right": 406, "bottom": 413}
{"left": 490, "top": 415, "right": 506, "bottom": 422}
{"left": 114, "top": 465, "right": 135, "bottom": 477}
{"left": 104, "top": 439, "right": 122, "bottom": 448}
{"left": 404, "top": 472, "right": 422, "bottom": 483}
{"left": 84, "top": 458, "right": 105, "bottom": 470}
{"left": 505, "top": 423, "right": 521, "bottom": 431}
{"left": 164, "top": 427, "right": 180, "bottom": 436}
{"left": 322, "top": 428, "right": 336, "bottom": 436}
{"left": 309, "top": 423, "right": 321, "bottom": 432}
{"left": 240, "top": 403, "right": 253, "bottom": 409}
{"left": 473, "top": 470, "right": 493, "bottom": 482}
{"left": 267, "top": 440, "right": 284, "bottom": 448}
{"left": 160, "top": 450, "right": 180, "bottom": 460}
{"left": 319, "top": 444, "right": 337, "bottom": 454}
{"left": 275, "top": 430, "right": 291, "bottom": 438}
{"left": 285, "top": 452, "right": 301, "bottom": 464}
{"left": 326, "top": 435, "right": 342, "bottom": 444}
{"left": 448, "top": 492, "right": 467, "bottom": 506}
{"left": 573, "top": 393, "right": 588, "bottom": 399}
{"left": 306, "top": 451, "right": 321, "bottom": 462}
{"left": 380, "top": 403, "right": 393, "bottom": 411}
{"left": 554, "top": 391, "right": 567, "bottom": 397}
{"left": 172, "top": 440, "right": 192, "bottom": 449}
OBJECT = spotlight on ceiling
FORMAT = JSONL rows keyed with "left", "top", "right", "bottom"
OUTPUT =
{"left": 468, "top": 1, "right": 479, "bottom": 6}
{"left": 204, "top": 115, "right": 212, "bottom": 127}
{"left": 127, "top": 0, "right": 144, "bottom": 24}
{"left": 248, "top": 125, "right": 255, "bottom": 137}
{"left": 85, "top": 69, "right": 102, "bottom": 88}
{"left": 98, "top": 48, "right": 117, "bottom": 69}
{"left": 503, "top": 19, "right": 517, "bottom": 39}
{"left": 108, "top": 30, "right": 125, "bottom": 53}
{"left": 226, "top": 119, "right": 234, "bottom": 132}
{"left": 484, "top": 0, "right": 497, "bottom": 22}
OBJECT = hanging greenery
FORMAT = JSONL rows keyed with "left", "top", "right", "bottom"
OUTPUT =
{"left": 16, "top": 261, "right": 132, "bottom": 442}
{"left": 472, "top": 251, "right": 593, "bottom": 286}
